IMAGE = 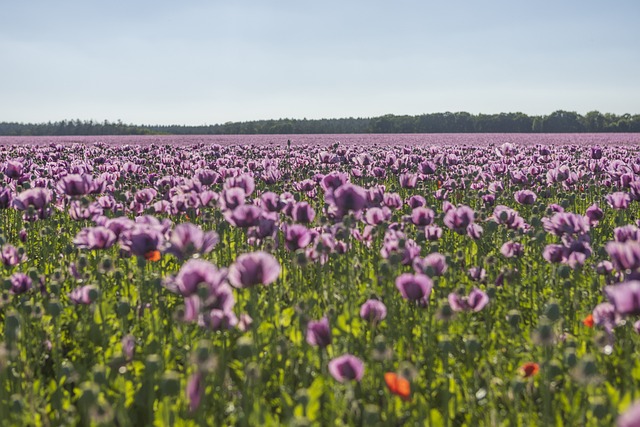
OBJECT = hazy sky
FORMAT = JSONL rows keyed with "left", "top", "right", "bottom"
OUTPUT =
{"left": 1, "top": 0, "right": 639, "bottom": 125}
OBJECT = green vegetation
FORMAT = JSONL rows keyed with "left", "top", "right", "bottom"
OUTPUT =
{"left": 1, "top": 110, "right": 639, "bottom": 136}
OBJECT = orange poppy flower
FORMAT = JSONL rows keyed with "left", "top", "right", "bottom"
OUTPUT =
{"left": 384, "top": 373, "right": 411, "bottom": 400}
{"left": 144, "top": 250, "right": 161, "bottom": 262}
{"left": 583, "top": 314, "right": 594, "bottom": 328}
{"left": 520, "top": 362, "right": 539, "bottom": 378}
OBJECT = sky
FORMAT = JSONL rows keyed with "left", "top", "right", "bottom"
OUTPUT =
{"left": 1, "top": 0, "right": 639, "bottom": 125}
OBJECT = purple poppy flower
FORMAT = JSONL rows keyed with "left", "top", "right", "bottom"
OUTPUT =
{"left": 200, "top": 308, "right": 238, "bottom": 331}
{"left": 443, "top": 205, "right": 475, "bottom": 233}
{"left": 467, "top": 223, "right": 483, "bottom": 240}
{"left": 328, "top": 354, "right": 364, "bottom": 383}
{"left": 0, "top": 187, "right": 13, "bottom": 209}
{"left": 596, "top": 260, "right": 614, "bottom": 275}
{"left": 410, "top": 207, "right": 435, "bottom": 227}
{"left": 482, "top": 194, "right": 496, "bottom": 205}
{"left": 120, "top": 225, "right": 164, "bottom": 258}
{"left": 367, "top": 186, "right": 385, "bottom": 207}
{"left": 166, "top": 223, "right": 219, "bottom": 259}
{"left": 383, "top": 193, "right": 403, "bottom": 210}
{"left": 360, "top": 299, "right": 387, "bottom": 322}
{"left": 291, "top": 202, "right": 316, "bottom": 224}
{"left": 182, "top": 295, "right": 202, "bottom": 322}
{"left": 585, "top": 204, "right": 604, "bottom": 226}
{"left": 226, "top": 204, "right": 263, "bottom": 228}
{"left": 395, "top": 273, "right": 433, "bottom": 305}
{"left": 224, "top": 174, "right": 255, "bottom": 196}
{"left": 514, "top": 190, "right": 537, "bottom": 205}
{"left": 424, "top": 225, "right": 443, "bottom": 241}
{"left": 330, "top": 183, "right": 368, "bottom": 218}
{"left": 468, "top": 267, "right": 486, "bottom": 281}
{"left": 606, "top": 192, "right": 631, "bottom": 210}
{"left": 542, "top": 212, "right": 590, "bottom": 237}
{"left": 171, "top": 259, "right": 228, "bottom": 297}
{"left": 195, "top": 169, "right": 220, "bottom": 186}
{"left": 284, "top": 224, "right": 313, "bottom": 251}
{"left": 407, "top": 195, "right": 427, "bottom": 209}
{"left": 614, "top": 225, "right": 640, "bottom": 243}
{"left": 13, "top": 188, "right": 53, "bottom": 220}
{"left": 68, "top": 285, "right": 98, "bottom": 305}
{"left": 198, "top": 190, "right": 218, "bottom": 208}
{"left": 10, "top": 272, "right": 32, "bottom": 294}
{"left": 57, "top": 174, "right": 95, "bottom": 196}
{"left": 220, "top": 187, "right": 246, "bottom": 211}
{"left": 592, "top": 302, "right": 621, "bottom": 332}
{"left": 228, "top": 251, "right": 281, "bottom": 288}
{"left": 492, "top": 205, "right": 526, "bottom": 230}
{"left": 4, "top": 160, "right": 24, "bottom": 179}
{"left": 260, "top": 191, "right": 284, "bottom": 212}
{"left": 418, "top": 160, "right": 437, "bottom": 175}
{"left": 186, "top": 373, "right": 204, "bottom": 413}
{"left": 134, "top": 188, "right": 158, "bottom": 205}
{"left": 448, "top": 287, "right": 490, "bottom": 312}
{"left": 73, "top": 226, "right": 117, "bottom": 250}
{"left": 320, "top": 171, "right": 349, "bottom": 192}
{"left": 104, "top": 216, "right": 135, "bottom": 238}
{"left": 606, "top": 241, "right": 640, "bottom": 272}
{"left": 501, "top": 241, "right": 524, "bottom": 258}
{"left": 618, "top": 400, "right": 640, "bottom": 427}
{"left": 122, "top": 334, "right": 136, "bottom": 361}
{"left": 604, "top": 281, "right": 640, "bottom": 315}
{"left": 413, "top": 252, "right": 447, "bottom": 276}
{"left": 591, "top": 146, "right": 603, "bottom": 160}
{"left": 364, "top": 207, "right": 391, "bottom": 225}
{"left": 1, "top": 244, "right": 26, "bottom": 267}
{"left": 399, "top": 173, "right": 418, "bottom": 189}
{"left": 543, "top": 244, "right": 566, "bottom": 263}
{"left": 306, "top": 317, "right": 332, "bottom": 348}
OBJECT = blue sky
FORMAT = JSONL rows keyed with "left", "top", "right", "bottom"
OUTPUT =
{"left": 1, "top": 0, "right": 639, "bottom": 125}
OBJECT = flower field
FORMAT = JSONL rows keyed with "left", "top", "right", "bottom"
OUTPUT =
{"left": 3, "top": 134, "right": 640, "bottom": 425}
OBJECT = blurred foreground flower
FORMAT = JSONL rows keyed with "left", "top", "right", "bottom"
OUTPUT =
{"left": 395, "top": 273, "right": 433, "bottom": 306}
{"left": 604, "top": 281, "right": 640, "bottom": 315}
{"left": 520, "top": 362, "right": 539, "bottom": 378}
{"left": 618, "top": 399, "right": 640, "bottom": 427}
{"left": 582, "top": 314, "right": 594, "bottom": 328}
{"left": 228, "top": 251, "right": 281, "bottom": 288}
{"left": 306, "top": 317, "right": 331, "bottom": 348}
{"left": 360, "top": 299, "right": 387, "bottom": 323}
{"left": 166, "top": 223, "right": 218, "bottom": 259}
{"left": 448, "top": 287, "right": 490, "bottom": 312}
{"left": 328, "top": 354, "right": 364, "bottom": 383}
{"left": 384, "top": 373, "right": 411, "bottom": 401}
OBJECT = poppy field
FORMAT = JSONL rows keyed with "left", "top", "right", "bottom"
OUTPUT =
{"left": 3, "top": 134, "right": 640, "bottom": 426}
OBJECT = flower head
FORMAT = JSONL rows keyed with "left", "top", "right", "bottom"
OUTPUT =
{"left": 520, "top": 362, "right": 539, "bottom": 378}
{"left": 306, "top": 317, "right": 332, "bottom": 348}
{"left": 604, "top": 281, "right": 640, "bottom": 315}
{"left": 384, "top": 373, "right": 411, "bottom": 400}
{"left": 328, "top": 354, "right": 364, "bottom": 383}
{"left": 228, "top": 251, "right": 281, "bottom": 288}
{"left": 360, "top": 300, "right": 387, "bottom": 323}
{"left": 395, "top": 273, "right": 433, "bottom": 306}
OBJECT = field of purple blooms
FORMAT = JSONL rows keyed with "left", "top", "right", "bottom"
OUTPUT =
{"left": 3, "top": 134, "right": 640, "bottom": 425}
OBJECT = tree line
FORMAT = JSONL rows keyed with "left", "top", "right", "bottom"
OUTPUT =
{"left": 1, "top": 111, "right": 639, "bottom": 136}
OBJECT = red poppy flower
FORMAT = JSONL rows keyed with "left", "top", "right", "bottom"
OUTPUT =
{"left": 583, "top": 314, "right": 594, "bottom": 328}
{"left": 520, "top": 362, "right": 539, "bottom": 378}
{"left": 384, "top": 373, "right": 410, "bottom": 400}
{"left": 145, "top": 250, "right": 161, "bottom": 262}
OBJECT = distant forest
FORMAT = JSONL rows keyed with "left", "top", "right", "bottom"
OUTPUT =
{"left": 1, "top": 110, "right": 639, "bottom": 136}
